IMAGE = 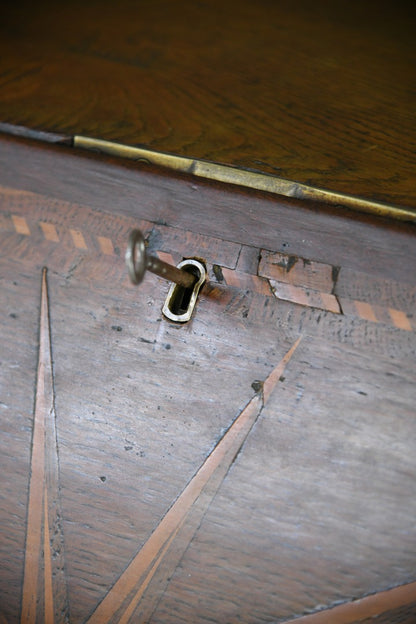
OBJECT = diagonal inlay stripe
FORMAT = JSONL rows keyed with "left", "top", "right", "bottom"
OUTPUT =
{"left": 86, "top": 337, "right": 301, "bottom": 624}
{"left": 21, "top": 269, "right": 69, "bottom": 624}
{"left": 263, "top": 336, "right": 303, "bottom": 405}
{"left": 285, "top": 580, "right": 416, "bottom": 623}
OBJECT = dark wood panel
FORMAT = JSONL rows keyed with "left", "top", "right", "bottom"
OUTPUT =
{"left": 0, "top": 136, "right": 415, "bottom": 622}
{"left": 0, "top": 0, "right": 415, "bottom": 207}
{"left": 1, "top": 137, "right": 415, "bottom": 285}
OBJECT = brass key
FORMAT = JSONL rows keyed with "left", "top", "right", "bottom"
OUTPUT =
{"left": 125, "top": 229, "right": 196, "bottom": 288}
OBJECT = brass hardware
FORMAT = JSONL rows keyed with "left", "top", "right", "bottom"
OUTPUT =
{"left": 125, "top": 229, "right": 197, "bottom": 289}
{"left": 75, "top": 136, "right": 416, "bottom": 223}
{"left": 125, "top": 229, "right": 206, "bottom": 322}
{"left": 162, "top": 259, "right": 206, "bottom": 323}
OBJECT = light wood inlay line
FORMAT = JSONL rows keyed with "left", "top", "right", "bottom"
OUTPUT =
{"left": 21, "top": 270, "right": 49, "bottom": 623}
{"left": 43, "top": 490, "right": 54, "bottom": 624}
{"left": 4, "top": 199, "right": 413, "bottom": 333}
{"left": 286, "top": 580, "right": 416, "bottom": 623}
{"left": 263, "top": 336, "right": 302, "bottom": 405}
{"left": 20, "top": 269, "right": 69, "bottom": 623}
{"left": 86, "top": 395, "right": 262, "bottom": 623}
{"left": 116, "top": 519, "right": 187, "bottom": 624}
{"left": 86, "top": 338, "right": 301, "bottom": 623}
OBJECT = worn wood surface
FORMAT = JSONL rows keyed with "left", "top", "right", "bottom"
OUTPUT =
{"left": 0, "top": 0, "right": 415, "bottom": 208}
{"left": 287, "top": 583, "right": 416, "bottom": 623}
{"left": 0, "top": 135, "right": 415, "bottom": 622}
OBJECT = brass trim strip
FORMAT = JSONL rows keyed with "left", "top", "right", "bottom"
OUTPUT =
{"left": 74, "top": 135, "right": 416, "bottom": 223}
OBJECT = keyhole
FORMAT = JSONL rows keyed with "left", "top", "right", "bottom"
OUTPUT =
{"left": 162, "top": 259, "right": 206, "bottom": 322}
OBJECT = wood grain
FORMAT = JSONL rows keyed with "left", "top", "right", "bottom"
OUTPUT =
{"left": 151, "top": 335, "right": 416, "bottom": 622}
{"left": 20, "top": 269, "right": 69, "bottom": 623}
{"left": 0, "top": 0, "right": 415, "bottom": 207}
{"left": 85, "top": 339, "right": 300, "bottom": 623}
{"left": 286, "top": 582, "right": 416, "bottom": 623}
{"left": 2, "top": 176, "right": 414, "bottom": 332}
{"left": 0, "top": 135, "right": 415, "bottom": 622}
{"left": 0, "top": 137, "right": 415, "bottom": 286}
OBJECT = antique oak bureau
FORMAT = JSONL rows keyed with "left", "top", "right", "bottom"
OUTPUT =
{"left": 0, "top": 1, "right": 415, "bottom": 622}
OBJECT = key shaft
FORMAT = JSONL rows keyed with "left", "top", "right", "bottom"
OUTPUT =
{"left": 126, "top": 229, "right": 196, "bottom": 288}
{"left": 145, "top": 254, "right": 196, "bottom": 288}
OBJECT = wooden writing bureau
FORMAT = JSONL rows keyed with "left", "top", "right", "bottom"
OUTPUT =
{"left": 0, "top": 1, "right": 415, "bottom": 622}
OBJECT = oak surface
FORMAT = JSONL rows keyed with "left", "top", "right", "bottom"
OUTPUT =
{"left": 0, "top": 136, "right": 415, "bottom": 622}
{"left": 0, "top": 0, "right": 415, "bottom": 207}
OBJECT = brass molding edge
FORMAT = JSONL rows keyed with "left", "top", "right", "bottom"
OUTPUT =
{"left": 74, "top": 135, "right": 416, "bottom": 223}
